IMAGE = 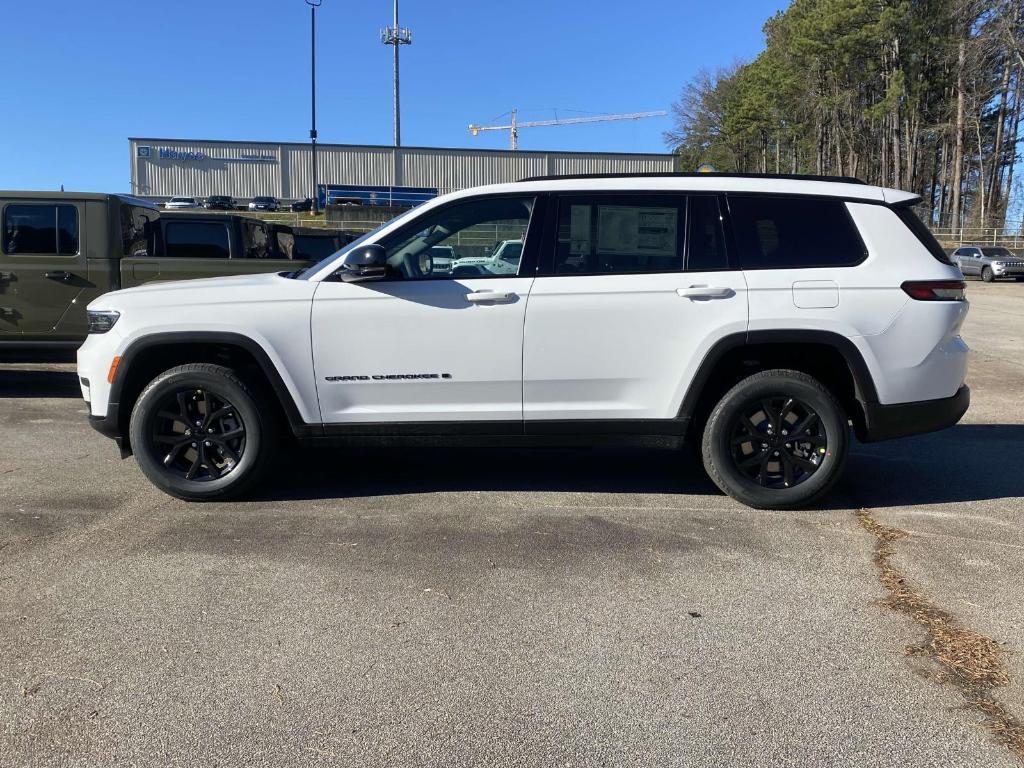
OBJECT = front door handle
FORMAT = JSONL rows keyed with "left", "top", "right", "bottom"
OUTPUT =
{"left": 466, "top": 290, "right": 517, "bottom": 304}
{"left": 45, "top": 270, "right": 75, "bottom": 283}
{"left": 676, "top": 286, "right": 734, "bottom": 299}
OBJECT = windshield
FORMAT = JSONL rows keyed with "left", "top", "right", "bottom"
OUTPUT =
{"left": 982, "top": 247, "right": 1013, "bottom": 257}
{"left": 289, "top": 207, "right": 419, "bottom": 280}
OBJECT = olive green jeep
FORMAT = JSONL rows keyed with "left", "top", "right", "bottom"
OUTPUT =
{"left": 0, "top": 191, "right": 343, "bottom": 355}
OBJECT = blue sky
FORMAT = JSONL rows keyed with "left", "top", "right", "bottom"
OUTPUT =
{"left": 0, "top": 0, "right": 786, "bottom": 192}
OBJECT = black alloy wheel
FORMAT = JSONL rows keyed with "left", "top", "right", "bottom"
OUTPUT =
{"left": 151, "top": 387, "right": 246, "bottom": 481}
{"left": 129, "top": 363, "right": 277, "bottom": 501}
{"left": 701, "top": 369, "right": 848, "bottom": 509}
{"left": 729, "top": 396, "right": 827, "bottom": 489}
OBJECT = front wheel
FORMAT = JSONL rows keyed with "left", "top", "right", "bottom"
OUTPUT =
{"left": 129, "top": 363, "right": 277, "bottom": 501}
{"left": 701, "top": 369, "right": 848, "bottom": 509}
{"left": 981, "top": 266, "right": 995, "bottom": 282}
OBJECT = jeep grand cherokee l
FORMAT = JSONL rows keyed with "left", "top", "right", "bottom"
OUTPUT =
{"left": 77, "top": 173, "right": 970, "bottom": 509}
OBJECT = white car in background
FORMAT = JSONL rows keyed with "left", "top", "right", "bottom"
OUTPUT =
{"left": 164, "top": 197, "right": 201, "bottom": 210}
{"left": 428, "top": 245, "right": 456, "bottom": 274}
{"left": 451, "top": 239, "right": 523, "bottom": 276}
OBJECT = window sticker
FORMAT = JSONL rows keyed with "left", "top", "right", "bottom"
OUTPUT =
{"left": 597, "top": 206, "right": 676, "bottom": 256}
{"left": 569, "top": 205, "right": 591, "bottom": 255}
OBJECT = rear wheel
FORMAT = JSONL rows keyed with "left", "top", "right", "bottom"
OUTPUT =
{"left": 129, "top": 363, "right": 277, "bottom": 501}
{"left": 982, "top": 266, "right": 995, "bottom": 282}
{"left": 701, "top": 369, "right": 848, "bottom": 509}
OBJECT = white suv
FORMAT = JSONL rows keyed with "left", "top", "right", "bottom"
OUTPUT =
{"left": 78, "top": 173, "right": 970, "bottom": 508}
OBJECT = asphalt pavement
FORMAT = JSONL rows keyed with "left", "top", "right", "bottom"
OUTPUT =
{"left": 1, "top": 281, "right": 1022, "bottom": 767}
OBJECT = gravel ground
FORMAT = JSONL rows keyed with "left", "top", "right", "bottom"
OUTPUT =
{"left": 0, "top": 281, "right": 1021, "bottom": 767}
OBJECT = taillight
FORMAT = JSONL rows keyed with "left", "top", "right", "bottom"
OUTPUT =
{"left": 901, "top": 280, "right": 966, "bottom": 301}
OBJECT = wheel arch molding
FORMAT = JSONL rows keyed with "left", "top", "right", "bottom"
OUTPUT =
{"left": 107, "top": 331, "right": 315, "bottom": 446}
{"left": 677, "top": 329, "right": 879, "bottom": 431}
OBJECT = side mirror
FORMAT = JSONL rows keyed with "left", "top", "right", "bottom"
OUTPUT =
{"left": 337, "top": 244, "right": 387, "bottom": 282}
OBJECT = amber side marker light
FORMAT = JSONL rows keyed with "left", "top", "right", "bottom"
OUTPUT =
{"left": 901, "top": 280, "right": 966, "bottom": 301}
{"left": 107, "top": 356, "right": 121, "bottom": 384}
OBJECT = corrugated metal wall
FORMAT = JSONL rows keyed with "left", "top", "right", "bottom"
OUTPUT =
{"left": 130, "top": 138, "right": 677, "bottom": 200}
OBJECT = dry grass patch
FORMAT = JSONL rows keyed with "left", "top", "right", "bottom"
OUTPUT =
{"left": 857, "top": 508, "right": 1024, "bottom": 758}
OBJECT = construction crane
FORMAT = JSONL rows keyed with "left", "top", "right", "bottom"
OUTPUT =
{"left": 468, "top": 109, "right": 668, "bottom": 151}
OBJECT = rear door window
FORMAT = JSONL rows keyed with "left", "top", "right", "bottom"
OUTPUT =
{"left": 728, "top": 195, "right": 866, "bottom": 269}
{"left": 164, "top": 221, "right": 230, "bottom": 259}
{"left": 553, "top": 195, "right": 684, "bottom": 274}
{"left": 3, "top": 204, "right": 79, "bottom": 255}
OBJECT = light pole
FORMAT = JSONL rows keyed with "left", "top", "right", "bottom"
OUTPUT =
{"left": 306, "top": 0, "right": 322, "bottom": 213}
{"left": 381, "top": 0, "right": 412, "bottom": 147}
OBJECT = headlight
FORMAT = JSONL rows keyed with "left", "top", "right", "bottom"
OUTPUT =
{"left": 87, "top": 310, "right": 120, "bottom": 334}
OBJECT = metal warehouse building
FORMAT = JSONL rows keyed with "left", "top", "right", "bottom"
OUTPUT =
{"left": 129, "top": 137, "right": 678, "bottom": 203}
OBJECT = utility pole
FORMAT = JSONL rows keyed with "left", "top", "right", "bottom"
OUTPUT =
{"left": 381, "top": 0, "right": 412, "bottom": 147}
{"left": 306, "top": 0, "right": 321, "bottom": 213}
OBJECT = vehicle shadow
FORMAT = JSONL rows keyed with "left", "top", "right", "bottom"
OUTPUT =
{"left": 0, "top": 368, "right": 80, "bottom": 398}
{"left": 845, "top": 423, "right": 1024, "bottom": 506}
{"left": 255, "top": 445, "right": 720, "bottom": 501}
{"left": 255, "top": 423, "right": 1024, "bottom": 506}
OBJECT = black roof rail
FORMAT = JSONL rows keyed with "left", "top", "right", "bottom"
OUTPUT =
{"left": 517, "top": 171, "right": 868, "bottom": 185}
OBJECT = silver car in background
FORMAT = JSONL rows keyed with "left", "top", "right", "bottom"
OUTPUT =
{"left": 164, "top": 196, "right": 201, "bottom": 210}
{"left": 951, "top": 246, "right": 1024, "bottom": 282}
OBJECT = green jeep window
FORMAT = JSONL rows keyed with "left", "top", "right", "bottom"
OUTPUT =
{"left": 121, "top": 203, "right": 159, "bottom": 257}
{"left": 164, "top": 221, "right": 230, "bottom": 259}
{"left": 3, "top": 204, "right": 78, "bottom": 255}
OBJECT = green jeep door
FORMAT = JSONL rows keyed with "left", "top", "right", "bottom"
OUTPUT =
{"left": 0, "top": 201, "right": 87, "bottom": 334}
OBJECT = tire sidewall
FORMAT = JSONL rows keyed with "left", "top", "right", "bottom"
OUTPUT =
{"left": 982, "top": 266, "right": 994, "bottom": 282}
{"left": 704, "top": 375, "right": 848, "bottom": 509}
{"left": 129, "top": 368, "right": 265, "bottom": 500}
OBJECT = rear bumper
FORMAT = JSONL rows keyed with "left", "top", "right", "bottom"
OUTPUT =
{"left": 858, "top": 385, "right": 970, "bottom": 443}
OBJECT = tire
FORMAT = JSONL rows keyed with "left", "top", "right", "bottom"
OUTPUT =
{"left": 129, "top": 363, "right": 278, "bottom": 501}
{"left": 701, "top": 369, "right": 848, "bottom": 510}
{"left": 982, "top": 266, "right": 995, "bottom": 282}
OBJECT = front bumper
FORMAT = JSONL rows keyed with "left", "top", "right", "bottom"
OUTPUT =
{"left": 88, "top": 411, "right": 131, "bottom": 457}
{"left": 858, "top": 385, "right": 970, "bottom": 443}
{"left": 993, "top": 264, "right": 1024, "bottom": 276}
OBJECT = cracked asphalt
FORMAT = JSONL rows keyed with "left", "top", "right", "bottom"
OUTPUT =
{"left": 1, "top": 282, "right": 1022, "bottom": 767}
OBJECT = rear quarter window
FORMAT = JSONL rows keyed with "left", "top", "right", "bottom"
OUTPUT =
{"left": 893, "top": 205, "right": 953, "bottom": 266}
{"left": 728, "top": 195, "right": 866, "bottom": 269}
{"left": 121, "top": 204, "right": 158, "bottom": 257}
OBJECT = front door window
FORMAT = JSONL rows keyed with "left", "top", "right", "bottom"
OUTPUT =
{"left": 379, "top": 196, "right": 534, "bottom": 280}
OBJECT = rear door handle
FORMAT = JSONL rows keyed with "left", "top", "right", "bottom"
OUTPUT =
{"left": 45, "top": 270, "right": 75, "bottom": 282}
{"left": 676, "top": 286, "right": 734, "bottom": 299}
{"left": 466, "top": 290, "right": 517, "bottom": 304}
